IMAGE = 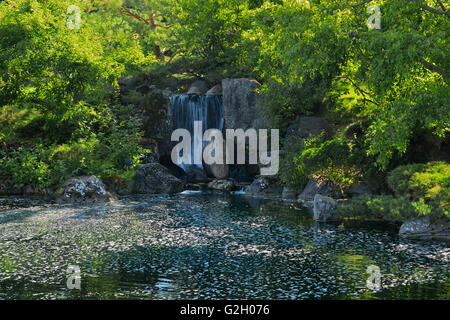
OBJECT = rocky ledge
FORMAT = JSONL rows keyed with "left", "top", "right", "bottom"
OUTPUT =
{"left": 399, "top": 217, "right": 450, "bottom": 241}
{"left": 56, "top": 176, "right": 118, "bottom": 203}
{"left": 134, "top": 163, "right": 184, "bottom": 194}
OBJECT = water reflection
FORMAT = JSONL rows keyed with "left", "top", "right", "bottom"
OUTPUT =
{"left": 0, "top": 194, "right": 448, "bottom": 300}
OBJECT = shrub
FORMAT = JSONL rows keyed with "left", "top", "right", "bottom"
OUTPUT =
{"left": 337, "top": 161, "right": 450, "bottom": 221}
{"left": 279, "top": 134, "right": 367, "bottom": 192}
{"left": 387, "top": 162, "right": 449, "bottom": 212}
{"left": 335, "top": 194, "right": 443, "bottom": 221}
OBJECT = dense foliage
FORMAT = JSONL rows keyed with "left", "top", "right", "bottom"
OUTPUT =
{"left": 0, "top": 0, "right": 448, "bottom": 220}
{"left": 337, "top": 162, "right": 449, "bottom": 220}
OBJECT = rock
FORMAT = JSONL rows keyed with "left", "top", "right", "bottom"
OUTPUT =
{"left": 134, "top": 163, "right": 184, "bottom": 194}
{"left": 0, "top": 178, "right": 21, "bottom": 196}
{"left": 208, "top": 179, "right": 236, "bottom": 192}
{"left": 348, "top": 183, "right": 372, "bottom": 197}
{"left": 139, "top": 137, "right": 160, "bottom": 164}
{"left": 298, "top": 177, "right": 343, "bottom": 201}
{"left": 185, "top": 166, "right": 209, "bottom": 183}
{"left": 285, "top": 117, "right": 333, "bottom": 144}
{"left": 185, "top": 184, "right": 202, "bottom": 191}
{"left": 56, "top": 176, "right": 118, "bottom": 202}
{"left": 204, "top": 162, "right": 229, "bottom": 180}
{"left": 399, "top": 217, "right": 450, "bottom": 241}
{"left": 103, "top": 176, "right": 134, "bottom": 196}
{"left": 229, "top": 164, "right": 259, "bottom": 183}
{"left": 203, "top": 138, "right": 229, "bottom": 179}
{"left": 187, "top": 80, "right": 209, "bottom": 95}
{"left": 23, "top": 185, "right": 52, "bottom": 196}
{"left": 206, "top": 84, "right": 223, "bottom": 96}
{"left": 139, "top": 88, "right": 173, "bottom": 160}
{"left": 313, "top": 194, "right": 338, "bottom": 221}
{"left": 222, "top": 78, "right": 267, "bottom": 129}
{"left": 245, "top": 176, "right": 283, "bottom": 197}
{"left": 282, "top": 187, "right": 297, "bottom": 201}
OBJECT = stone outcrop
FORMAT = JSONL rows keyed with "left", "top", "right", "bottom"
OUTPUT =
{"left": 298, "top": 177, "right": 343, "bottom": 201}
{"left": 187, "top": 80, "right": 209, "bottom": 95}
{"left": 206, "top": 84, "right": 222, "bottom": 96}
{"left": 103, "top": 176, "right": 134, "bottom": 196}
{"left": 0, "top": 178, "right": 21, "bottom": 196}
{"left": 202, "top": 138, "right": 229, "bottom": 179}
{"left": 245, "top": 176, "right": 283, "bottom": 197}
{"left": 222, "top": 78, "right": 266, "bottom": 130}
{"left": 139, "top": 88, "right": 173, "bottom": 161}
{"left": 313, "top": 194, "right": 338, "bottom": 221}
{"left": 185, "top": 166, "right": 209, "bottom": 183}
{"left": 134, "top": 163, "right": 184, "bottom": 194}
{"left": 23, "top": 185, "right": 52, "bottom": 197}
{"left": 399, "top": 217, "right": 450, "bottom": 241}
{"left": 208, "top": 179, "right": 236, "bottom": 192}
{"left": 204, "top": 162, "right": 229, "bottom": 180}
{"left": 56, "top": 176, "right": 118, "bottom": 202}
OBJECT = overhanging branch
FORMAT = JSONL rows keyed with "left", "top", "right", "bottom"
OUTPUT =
{"left": 406, "top": 0, "right": 450, "bottom": 18}
{"left": 420, "top": 58, "right": 448, "bottom": 82}
{"left": 337, "top": 75, "right": 379, "bottom": 105}
{"left": 352, "top": 0, "right": 373, "bottom": 8}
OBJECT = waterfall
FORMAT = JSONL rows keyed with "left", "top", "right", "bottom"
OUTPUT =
{"left": 172, "top": 94, "right": 224, "bottom": 171}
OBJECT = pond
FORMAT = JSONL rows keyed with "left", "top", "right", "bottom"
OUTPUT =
{"left": 0, "top": 193, "right": 448, "bottom": 300}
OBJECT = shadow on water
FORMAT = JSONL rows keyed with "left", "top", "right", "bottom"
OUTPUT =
{"left": 0, "top": 194, "right": 449, "bottom": 300}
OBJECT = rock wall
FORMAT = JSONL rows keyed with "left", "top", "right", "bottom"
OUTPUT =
{"left": 222, "top": 78, "right": 267, "bottom": 130}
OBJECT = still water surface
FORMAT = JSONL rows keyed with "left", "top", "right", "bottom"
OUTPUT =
{"left": 0, "top": 193, "right": 448, "bottom": 299}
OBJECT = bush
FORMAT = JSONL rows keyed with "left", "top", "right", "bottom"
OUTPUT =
{"left": 387, "top": 162, "right": 449, "bottom": 210}
{"left": 279, "top": 134, "right": 368, "bottom": 192}
{"left": 337, "top": 162, "right": 450, "bottom": 221}
{"left": 336, "top": 195, "right": 416, "bottom": 221}
{"left": 0, "top": 103, "right": 148, "bottom": 190}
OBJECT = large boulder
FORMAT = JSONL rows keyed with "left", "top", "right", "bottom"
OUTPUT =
{"left": 245, "top": 176, "right": 283, "bottom": 197}
{"left": 313, "top": 194, "right": 338, "bottom": 221}
{"left": 204, "top": 162, "right": 229, "bottom": 180}
{"left": 185, "top": 166, "right": 209, "bottom": 183}
{"left": 285, "top": 117, "right": 333, "bottom": 144}
{"left": 206, "top": 84, "right": 223, "bottom": 96}
{"left": 56, "top": 176, "right": 118, "bottom": 202}
{"left": 229, "top": 164, "right": 259, "bottom": 183}
{"left": 298, "top": 177, "right": 343, "bottom": 201}
{"left": 399, "top": 217, "right": 450, "bottom": 241}
{"left": 120, "top": 83, "right": 173, "bottom": 162}
{"left": 134, "top": 163, "right": 184, "bottom": 194}
{"left": 203, "top": 138, "right": 229, "bottom": 179}
{"left": 139, "top": 88, "right": 173, "bottom": 161}
{"left": 103, "top": 176, "right": 134, "bottom": 196}
{"left": 187, "top": 80, "right": 209, "bottom": 95}
{"left": 23, "top": 185, "right": 52, "bottom": 197}
{"left": 222, "top": 78, "right": 266, "bottom": 129}
{"left": 208, "top": 179, "right": 236, "bottom": 192}
{"left": 0, "top": 178, "right": 21, "bottom": 196}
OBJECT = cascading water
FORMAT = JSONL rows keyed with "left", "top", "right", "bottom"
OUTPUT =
{"left": 172, "top": 94, "right": 224, "bottom": 171}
